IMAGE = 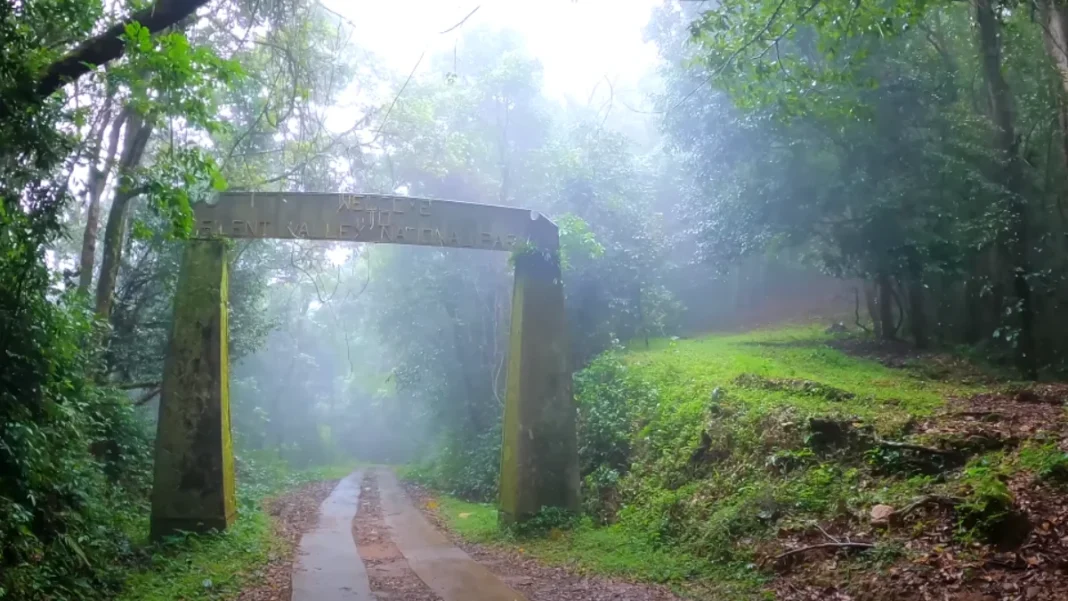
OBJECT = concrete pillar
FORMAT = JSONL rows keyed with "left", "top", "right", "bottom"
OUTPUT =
{"left": 150, "top": 239, "right": 236, "bottom": 539}
{"left": 499, "top": 228, "right": 580, "bottom": 523}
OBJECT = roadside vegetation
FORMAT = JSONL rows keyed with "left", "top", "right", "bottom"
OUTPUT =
{"left": 412, "top": 324, "right": 1068, "bottom": 599}
{"left": 119, "top": 455, "right": 352, "bottom": 601}
{"left": 119, "top": 509, "right": 281, "bottom": 601}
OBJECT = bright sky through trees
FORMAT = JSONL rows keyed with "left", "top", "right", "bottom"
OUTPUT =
{"left": 321, "top": 0, "right": 661, "bottom": 104}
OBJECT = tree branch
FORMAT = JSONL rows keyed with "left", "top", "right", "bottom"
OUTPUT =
{"left": 871, "top": 436, "right": 963, "bottom": 458}
{"left": 115, "top": 380, "right": 160, "bottom": 390}
{"left": 135, "top": 387, "right": 162, "bottom": 406}
{"left": 35, "top": 0, "right": 215, "bottom": 102}
{"left": 898, "top": 494, "right": 963, "bottom": 518}
{"left": 439, "top": 5, "right": 481, "bottom": 34}
{"left": 854, "top": 286, "right": 870, "bottom": 333}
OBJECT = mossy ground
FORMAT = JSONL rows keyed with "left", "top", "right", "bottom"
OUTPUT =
{"left": 623, "top": 326, "right": 979, "bottom": 427}
{"left": 416, "top": 325, "right": 1067, "bottom": 600}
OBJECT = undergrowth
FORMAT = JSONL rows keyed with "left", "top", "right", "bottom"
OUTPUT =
{"left": 403, "top": 425, "right": 502, "bottom": 501}
{"left": 116, "top": 452, "right": 355, "bottom": 601}
{"left": 432, "top": 496, "right": 757, "bottom": 595}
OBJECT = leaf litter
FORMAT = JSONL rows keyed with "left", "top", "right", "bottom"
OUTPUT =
{"left": 768, "top": 348, "right": 1068, "bottom": 601}
{"left": 236, "top": 480, "right": 336, "bottom": 601}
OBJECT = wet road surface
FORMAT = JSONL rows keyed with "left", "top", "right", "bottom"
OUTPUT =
{"left": 292, "top": 468, "right": 526, "bottom": 601}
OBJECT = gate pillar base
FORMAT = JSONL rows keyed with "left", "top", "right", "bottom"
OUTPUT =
{"left": 499, "top": 234, "right": 580, "bottom": 524}
{"left": 150, "top": 239, "right": 236, "bottom": 539}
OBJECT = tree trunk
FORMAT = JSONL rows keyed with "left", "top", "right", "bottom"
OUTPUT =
{"left": 635, "top": 280, "right": 649, "bottom": 348}
{"left": 94, "top": 111, "right": 153, "bottom": 320}
{"left": 877, "top": 272, "right": 896, "bottom": 341}
{"left": 964, "top": 274, "right": 983, "bottom": 344}
{"left": 1039, "top": 0, "right": 1068, "bottom": 175}
{"left": 78, "top": 105, "right": 128, "bottom": 295}
{"left": 440, "top": 292, "right": 481, "bottom": 432}
{"left": 908, "top": 279, "right": 929, "bottom": 349}
{"left": 907, "top": 256, "right": 929, "bottom": 349}
{"left": 864, "top": 280, "right": 881, "bottom": 338}
{"left": 975, "top": 0, "right": 1039, "bottom": 378}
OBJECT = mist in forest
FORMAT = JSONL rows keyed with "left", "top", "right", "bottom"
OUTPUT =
{"left": 206, "top": 0, "right": 1068, "bottom": 479}
{"left": 11, "top": 0, "right": 1068, "bottom": 593}
{"left": 211, "top": 3, "right": 847, "bottom": 481}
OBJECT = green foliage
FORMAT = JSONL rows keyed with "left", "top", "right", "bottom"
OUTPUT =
{"left": 113, "top": 24, "right": 242, "bottom": 242}
{"left": 406, "top": 425, "right": 502, "bottom": 502}
{"left": 510, "top": 506, "right": 581, "bottom": 538}
{"left": 0, "top": 3, "right": 154, "bottom": 597}
{"left": 118, "top": 23, "right": 244, "bottom": 130}
{"left": 432, "top": 495, "right": 728, "bottom": 588}
{"left": 557, "top": 213, "right": 605, "bottom": 271}
{"left": 0, "top": 294, "right": 153, "bottom": 601}
{"left": 0, "top": 3, "right": 269, "bottom": 599}
{"left": 127, "top": 147, "right": 226, "bottom": 240}
{"left": 118, "top": 510, "right": 281, "bottom": 601}
{"left": 342, "top": 28, "right": 682, "bottom": 500}
{"left": 955, "top": 455, "right": 1017, "bottom": 543}
{"left": 574, "top": 351, "right": 655, "bottom": 475}
{"left": 1018, "top": 442, "right": 1068, "bottom": 486}
{"left": 581, "top": 465, "right": 623, "bottom": 524}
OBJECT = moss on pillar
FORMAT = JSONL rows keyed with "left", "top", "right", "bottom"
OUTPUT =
{"left": 150, "top": 239, "right": 236, "bottom": 539}
{"left": 499, "top": 222, "right": 580, "bottom": 524}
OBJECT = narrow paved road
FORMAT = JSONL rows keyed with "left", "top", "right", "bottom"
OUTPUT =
{"left": 292, "top": 468, "right": 527, "bottom": 601}
{"left": 291, "top": 472, "right": 374, "bottom": 600}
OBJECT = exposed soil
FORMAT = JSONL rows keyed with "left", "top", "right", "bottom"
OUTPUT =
{"left": 354, "top": 473, "right": 442, "bottom": 601}
{"left": 237, "top": 479, "right": 338, "bottom": 601}
{"left": 402, "top": 482, "right": 683, "bottom": 601}
{"left": 829, "top": 337, "right": 1000, "bottom": 385}
{"left": 768, "top": 381, "right": 1068, "bottom": 601}
{"left": 919, "top": 386, "right": 1068, "bottom": 453}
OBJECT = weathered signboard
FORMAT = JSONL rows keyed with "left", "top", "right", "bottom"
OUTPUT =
{"left": 193, "top": 192, "right": 554, "bottom": 251}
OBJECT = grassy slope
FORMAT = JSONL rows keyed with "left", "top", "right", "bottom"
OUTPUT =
{"left": 422, "top": 326, "right": 1007, "bottom": 599}
{"left": 434, "top": 495, "right": 715, "bottom": 585}
{"left": 624, "top": 326, "right": 974, "bottom": 428}
{"left": 118, "top": 462, "right": 355, "bottom": 601}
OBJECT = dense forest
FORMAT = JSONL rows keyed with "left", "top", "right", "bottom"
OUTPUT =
{"left": 5, "top": 0, "right": 1068, "bottom": 599}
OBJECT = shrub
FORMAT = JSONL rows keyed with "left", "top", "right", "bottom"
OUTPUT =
{"left": 1018, "top": 442, "right": 1068, "bottom": 486}
{"left": 510, "top": 506, "right": 581, "bottom": 538}
{"left": 574, "top": 352, "right": 656, "bottom": 476}
{"left": 408, "top": 425, "right": 502, "bottom": 502}
{"left": 582, "top": 465, "right": 623, "bottom": 524}
{"left": 956, "top": 457, "right": 1029, "bottom": 549}
{"left": 0, "top": 293, "right": 153, "bottom": 600}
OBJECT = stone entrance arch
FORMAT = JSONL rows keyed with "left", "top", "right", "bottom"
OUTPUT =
{"left": 149, "top": 192, "right": 579, "bottom": 538}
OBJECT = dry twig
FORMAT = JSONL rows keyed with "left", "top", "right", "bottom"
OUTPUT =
{"left": 898, "top": 495, "right": 963, "bottom": 519}
{"left": 772, "top": 542, "right": 875, "bottom": 564}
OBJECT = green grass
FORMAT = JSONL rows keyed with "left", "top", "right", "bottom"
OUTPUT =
{"left": 432, "top": 496, "right": 765, "bottom": 597}
{"left": 117, "top": 459, "right": 356, "bottom": 601}
{"left": 625, "top": 326, "right": 979, "bottom": 429}
{"left": 435, "top": 496, "right": 499, "bottom": 541}
{"left": 118, "top": 511, "right": 281, "bottom": 601}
